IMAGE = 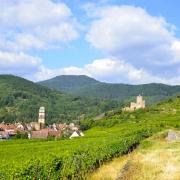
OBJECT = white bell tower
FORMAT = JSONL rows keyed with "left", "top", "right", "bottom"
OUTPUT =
{"left": 38, "top": 107, "right": 45, "bottom": 125}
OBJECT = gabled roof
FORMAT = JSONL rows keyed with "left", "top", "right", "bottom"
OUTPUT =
{"left": 0, "top": 124, "right": 16, "bottom": 130}
{"left": 48, "top": 130, "right": 61, "bottom": 137}
{"left": 31, "top": 129, "right": 49, "bottom": 138}
{"left": 31, "top": 129, "right": 62, "bottom": 139}
{"left": 69, "top": 131, "right": 84, "bottom": 139}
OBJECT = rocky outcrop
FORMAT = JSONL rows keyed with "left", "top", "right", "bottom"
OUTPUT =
{"left": 166, "top": 130, "right": 180, "bottom": 141}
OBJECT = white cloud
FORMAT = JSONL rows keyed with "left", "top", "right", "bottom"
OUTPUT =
{"left": 0, "top": 0, "right": 80, "bottom": 81}
{"left": 0, "top": 3, "right": 180, "bottom": 85}
{"left": 171, "top": 40, "right": 180, "bottom": 63}
{"left": 35, "top": 58, "right": 180, "bottom": 85}
{"left": 33, "top": 58, "right": 162, "bottom": 83}
{"left": 86, "top": 5, "right": 180, "bottom": 81}
{"left": 0, "top": 51, "right": 41, "bottom": 78}
{"left": 12, "top": 34, "right": 45, "bottom": 51}
{"left": 0, "top": 0, "right": 72, "bottom": 27}
{"left": 36, "top": 66, "right": 88, "bottom": 81}
{"left": 0, "top": 0, "right": 79, "bottom": 51}
{"left": 87, "top": 6, "right": 174, "bottom": 53}
{"left": 84, "top": 58, "right": 148, "bottom": 83}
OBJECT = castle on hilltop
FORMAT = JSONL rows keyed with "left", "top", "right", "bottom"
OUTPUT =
{"left": 123, "top": 95, "right": 145, "bottom": 112}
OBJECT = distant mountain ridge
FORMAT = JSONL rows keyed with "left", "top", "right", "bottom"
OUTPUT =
{"left": 38, "top": 75, "right": 180, "bottom": 103}
{"left": 39, "top": 75, "right": 99, "bottom": 91}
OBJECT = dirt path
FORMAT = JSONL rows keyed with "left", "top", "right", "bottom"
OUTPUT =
{"left": 89, "top": 131, "right": 180, "bottom": 180}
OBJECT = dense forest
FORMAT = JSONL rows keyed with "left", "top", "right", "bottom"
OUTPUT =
{"left": 39, "top": 75, "right": 180, "bottom": 103}
{"left": 1, "top": 74, "right": 180, "bottom": 124}
{"left": 39, "top": 75, "right": 99, "bottom": 91}
{"left": 0, "top": 75, "right": 122, "bottom": 124}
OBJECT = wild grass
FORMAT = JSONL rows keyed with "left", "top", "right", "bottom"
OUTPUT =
{"left": 89, "top": 156, "right": 128, "bottom": 180}
{"left": 89, "top": 131, "right": 180, "bottom": 180}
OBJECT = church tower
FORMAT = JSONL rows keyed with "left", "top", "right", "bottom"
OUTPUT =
{"left": 38, "top": 107, "right": 45, "bottom": 128}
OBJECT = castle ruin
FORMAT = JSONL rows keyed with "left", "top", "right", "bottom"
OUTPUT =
{"left": 123, "top": 95, "right": 145, "bottom": 112}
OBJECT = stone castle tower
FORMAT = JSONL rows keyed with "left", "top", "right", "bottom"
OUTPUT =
{"left": 38, "top": 107, "right": 45, "bottom": 128}
{"left": 134, "top": 95, "right": 145, "bottom": 109}
{"left": 123, "top": 95, "right": 145, "bottom": 111}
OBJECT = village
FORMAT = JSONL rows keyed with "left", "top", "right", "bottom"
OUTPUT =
{"left": 0, "top": 95, "right": 145, "bottom": 140}
{"left": 0, "top": 106, "right": 84, "bottom": 140}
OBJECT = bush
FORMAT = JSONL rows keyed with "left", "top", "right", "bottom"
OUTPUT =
{"left": 14, "top": 131, "right": 28, "bottom": 139}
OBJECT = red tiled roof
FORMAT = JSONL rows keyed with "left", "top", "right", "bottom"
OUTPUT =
{"left": 48, "top": 130, "right": 61, "bottom": 137}
{"left": 31, "top": 130, "right": 49, "bottom": 138}
{"left": 31, "top": 129, "right": 61, "bottom": 139}
{"left": 0, "top": 124, "right": 16, "bottom": 130}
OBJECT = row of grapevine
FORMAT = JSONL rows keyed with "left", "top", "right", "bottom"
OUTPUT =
{"left": 0, "top": 128, "right": 156, "bottom": 179}
{"left": 1, "top": 96, "right": 180, "bottom": 179}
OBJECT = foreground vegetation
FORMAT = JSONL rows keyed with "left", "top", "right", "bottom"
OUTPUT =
{"left": 0, "top": 96, "right": 179, "bottom": 179}
{"left": 0, "top": 127, "right": 151, "bottom": 179}
{"left": 89, "top": 131, "right": 180, "bottom": 180}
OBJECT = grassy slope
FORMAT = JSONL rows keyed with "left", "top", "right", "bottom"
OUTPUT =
{"left": 90, "top": 131, "right": 180, "bottom": 180}
{"left": 0, "top": 96, "right": 179, "bottom": 178}
{"left": 0, "top": 75, "right": 121, "bottom": 124}
{"left": 39, "top": 75, "right": 180, "bottom": 103}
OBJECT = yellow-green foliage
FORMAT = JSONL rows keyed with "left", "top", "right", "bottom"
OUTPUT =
{"left": 0, "top": 96, "right": 180, "bottom": 179}
{"left": 89, "top": 132, "right": 180, "bottom": 180}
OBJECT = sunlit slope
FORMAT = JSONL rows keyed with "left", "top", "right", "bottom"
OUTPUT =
{"left": 0, "top": 96, "right": 179, "bottom": 179}
{"left": 89, "top": 131, "right": 180, "bottom": 180}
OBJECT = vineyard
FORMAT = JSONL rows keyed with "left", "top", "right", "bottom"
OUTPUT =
{"left": 0, "top": 96, "right": 180, "bottom": 179}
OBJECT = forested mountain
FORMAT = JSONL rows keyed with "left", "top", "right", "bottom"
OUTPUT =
{"left": 0, "top": 75, "right": 121, "bottom": 124}
{"left": 39, "top": 75, "right": 99, "bottom": 91}
{"left": 39, "top": 75, "right": 180, "bottom": 103}
{"left": 1, "top": 74, "right": 179, "bottom": 124}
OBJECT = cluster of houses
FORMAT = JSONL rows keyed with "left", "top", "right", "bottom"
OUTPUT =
{"left": 0, "top": 95, "right": 146, "bottom": 140}
{"left": 0, "top": 107, "right": 84, "bottom": 140}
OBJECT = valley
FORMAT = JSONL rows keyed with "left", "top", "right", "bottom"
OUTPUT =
{"left": 1, "top": 0, "right": 180, "bottom": 179}
{"left": 0, "top": 93, "right": 179, "bottom": 179}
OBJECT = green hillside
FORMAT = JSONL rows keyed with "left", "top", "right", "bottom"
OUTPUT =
{"left": 0, "top": 95, "right": 179, "bottom": 179}
{"left": 0, "top": 75, "right": 121, "bottom": 124}
{"left": 83, "top": 95, "right": 180, "bottom": 129}
{"left": 39, "top": 75, "right": 180, "bottom": 103}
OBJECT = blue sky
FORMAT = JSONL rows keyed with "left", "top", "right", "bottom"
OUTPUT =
{"left": 0, "top": 0, "right": 180, "bottom": 84}
{"left": 43, "top": 0, "right": 180, "bottom": 68}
